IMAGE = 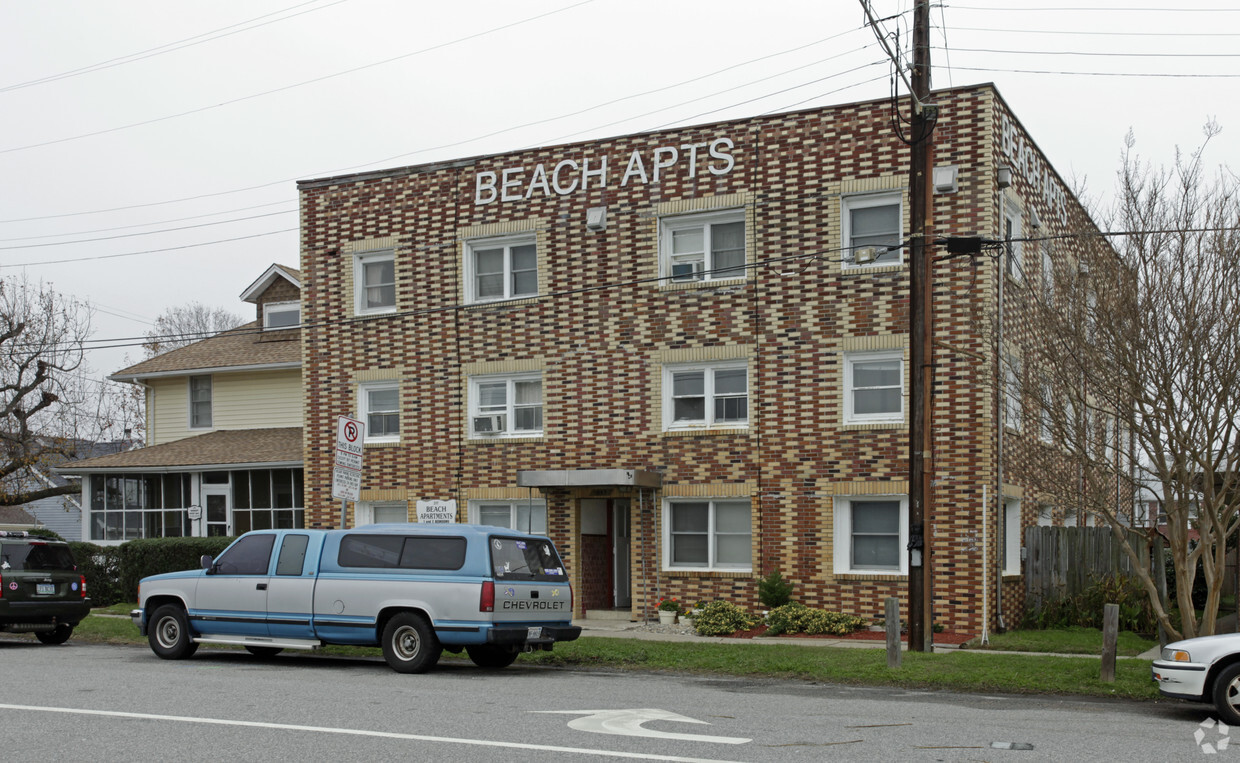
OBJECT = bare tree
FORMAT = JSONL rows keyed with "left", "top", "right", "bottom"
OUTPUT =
{"left": 1023, "top": 125, "right": 1240, "bottom": 640}
{"left": 0, "top": 275, "right": 138, "bottom": 506}
{"left": 143, "top": 302, "right": 244, "bottom": 357}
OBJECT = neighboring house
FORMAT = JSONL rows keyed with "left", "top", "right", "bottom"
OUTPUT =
{"left": 10, "top": 440, "right": 131, "bottom": 541}
{"left": 0, "top": 505, "right": 39, "bottom": 532}
{"left": 57, "top": 265, "right": 304, "bottom": 544}
{"left": 294, "top": 83, "right": 1109, "bottom": 633}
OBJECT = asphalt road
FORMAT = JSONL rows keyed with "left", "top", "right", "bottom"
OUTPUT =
{"left": 0, "top": 638, "right": 1217, "bottom": 761}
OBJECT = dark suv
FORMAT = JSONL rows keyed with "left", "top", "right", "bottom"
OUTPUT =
{"left": 0, "top": 531, "right": 91, "bottom": 644}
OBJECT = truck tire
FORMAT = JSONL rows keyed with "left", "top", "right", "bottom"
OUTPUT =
{"left": 245, "top": 646, "right": 284, "bottom": 658}
{"left": 466, "top": 645, "right": 519, "bottom": 669}
{"left": 149, "top": 604, "right": 199, "bottom": 660}
{"left": 381, "top": 613, "right": 441, "bottom": 674}
{"left": 1213, "top": 663, "right": 1240, "bottom": 725}
{"left": 35, "top": 624, "right": 74, "bottom": 645}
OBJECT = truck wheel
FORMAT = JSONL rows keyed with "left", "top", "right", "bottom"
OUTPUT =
{"left": 381, "top": 613, "right": 441, "bottom": 674}
{"left": 466, "top": 645, "right": 519, "bottom": 669}
{"left": 1213, "top": 663, "right": 1240, "bottom": 725}
{"left": 244, "top": 646, "right": 284, "bottom": 658}
{"left": 149, "top": 604, "right": 199, "bottom": 660}
{"left": 35, "top": 624, "right": 74, "bottom": 645}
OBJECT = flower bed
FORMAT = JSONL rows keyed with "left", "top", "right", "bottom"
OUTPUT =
{"left": 724, "top": 625, "right": 974, "bottom": 645}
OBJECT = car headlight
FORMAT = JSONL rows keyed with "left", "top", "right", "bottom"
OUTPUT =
{"left": 1162, "top": 648, "right": 1192, "bottom": 662}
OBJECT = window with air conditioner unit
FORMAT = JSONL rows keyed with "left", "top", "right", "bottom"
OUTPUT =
{"left": 659, "top": 209, "right": 746, "bottom": 284}
{"left": 469, "top": 373, "right": 542, "bottom": 439}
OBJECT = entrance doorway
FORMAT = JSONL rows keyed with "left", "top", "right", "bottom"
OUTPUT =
{"left": 580, "top": 498, "right": 632, "bottom": 611}
{"left": 203, "top": 485, "right": 230, "bottom": 537}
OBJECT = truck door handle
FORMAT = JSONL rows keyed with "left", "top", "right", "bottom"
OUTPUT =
{"left": 256, "top": 583, "right": 267, "bottom": 591}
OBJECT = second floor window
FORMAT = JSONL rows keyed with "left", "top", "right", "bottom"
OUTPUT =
{"left": 664, "top": 362, "right": 748, "bottom": 430}
{"left": 189, "top": 375, "right": 212, "bottom": 429}
{"left": 264, "top": 301, "right": 300, "bottom": 329}
{"left": 660, "top": 210, "right": 746, "bottom": 283}
{"left": 470, "top": 374, "right": 543, "bottom": 438}
{"left": 843, "top": 351, "right": 903, "bottom": 424}
{"left": 355, "top": 250, "right": 396, "bottom": 315}
{"left": 466, "top": 235, "right": 537, "bottom": 303}
{"left": 360, "top": 382, "right": 399, "bottom": 443}
{"left": 843, "top": 193, "right": 902, "bottom": 267}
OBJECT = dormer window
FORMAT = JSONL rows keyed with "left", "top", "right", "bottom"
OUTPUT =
{"left": 264, "top": 301, "right": 300, "bottom": 329}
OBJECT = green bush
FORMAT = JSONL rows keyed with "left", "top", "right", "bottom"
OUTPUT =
{"left": 757, "top": 569, "right": 794, "bottom": 609}
{"left": 1023, "top": 573, "right": 1157, "bottom": 634}
{"left": 765, "top": 602, "right": 866, "bottom": 636}
{"left": 68, "top": 542, "right": 124, "bottom": 607}
{"left": 693, "top": 600, "right": 761, "bottom": 636}
{"left": 119, "top": 536, "right": 235, "bottom": 601}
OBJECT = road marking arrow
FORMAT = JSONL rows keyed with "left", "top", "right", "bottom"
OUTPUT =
{"left": 535, "top": 709, "right": 750, "bottom": 744}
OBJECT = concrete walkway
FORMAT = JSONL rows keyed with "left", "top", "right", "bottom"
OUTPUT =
{"left": 576, "top": 617, "right": 1169, "bottom": 659}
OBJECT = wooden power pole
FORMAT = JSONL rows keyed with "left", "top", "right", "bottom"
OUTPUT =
{"left": 907, "top": 0, "right": 935, "bottom": 653}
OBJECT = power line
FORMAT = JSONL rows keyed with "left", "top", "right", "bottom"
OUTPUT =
{"left": 3, "top": 229, "right": 297, "bottom": 267}
{"left": 949, "top": 25, "right": 1240, "bottom": 37}
{"left": 0, "top": 0, "right": 350, "bottom": 93}
{"left": 940, "top": 46, "right": 1240, "bottom": 58}
{"left": 946, "top": 65, "right": 1240, "bottom": 78}
{"left": 0, "top": 0, "right": 602, "bottom": 157}
{"left": 0, "top": 210, "right": 294, "bottom": 250}
{"left": 0, "top": 200, "right": 294, "bottom": 239}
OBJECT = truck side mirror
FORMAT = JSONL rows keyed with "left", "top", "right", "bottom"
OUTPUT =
{"left": 200, "top": 554, "right": 215, "bottom": 572}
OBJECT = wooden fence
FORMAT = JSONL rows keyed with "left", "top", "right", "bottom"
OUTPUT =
{"left": 1024, "top": 526, "right": 1148, "bottom": 610}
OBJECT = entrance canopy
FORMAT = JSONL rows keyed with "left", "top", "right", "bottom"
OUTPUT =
{"left": 516, "top": 469, "right": 661, "bottom": 489}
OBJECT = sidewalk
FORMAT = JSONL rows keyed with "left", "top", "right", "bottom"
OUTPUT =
{"left": 574, "top": 617, "right": 964, "bottom": 651}
{"left": 576, "top": 617, "right": 1167, "bottom": 659}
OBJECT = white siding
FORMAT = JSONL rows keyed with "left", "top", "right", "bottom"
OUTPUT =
{"left": 148, "top": 369, "right": 302, "bottom": 445}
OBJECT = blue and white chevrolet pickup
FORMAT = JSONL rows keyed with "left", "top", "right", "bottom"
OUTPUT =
{"left": 131, "top": 523, "right": 580, "bottom": 673}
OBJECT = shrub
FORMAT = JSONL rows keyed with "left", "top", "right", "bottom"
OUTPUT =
{"left": 1022, "top": 573, "right": 1157, "bottom": 634}
{"left": 693, "top": 600, "right": 761, "bottom": 636}
{"left": 765, "top": 602, "right": 865, "bottom": 636}
{"left": 119, "top": 536, "right": 235, "bottom": 601}
{"left": 757, "top": 569, "right": 794, "bottom": 609}
{"left": 68, "top": 542, "right": 124, "bottom": 607}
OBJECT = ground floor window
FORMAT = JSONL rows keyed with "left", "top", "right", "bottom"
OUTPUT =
{"left": 88, "top": 468, "right": 304, "bottom": 540}
{"left": 470, "top": 500, "right": 547, "bottom": 535}
{"left": 832, "top": 495, "right": 908, "bottom": 575}
{"left": 232, "top": 469, "right": 305, "bottom": 534}
{"left": 663, "top": 499, "right": 752, "bottom": 571}
{"left": 89, "top": 473, "right": 193, "bottom": 541}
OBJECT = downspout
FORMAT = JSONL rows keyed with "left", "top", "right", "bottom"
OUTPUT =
{"left": 981, "top": 484, "right": 989, "bottom": 645}
{"left": 995, "top": 236, "right": 1007, "bottom": 632}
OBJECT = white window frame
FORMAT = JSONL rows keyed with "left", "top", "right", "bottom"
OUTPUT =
{"left": 843, "top": 350, "right": 904, "bottom": 425}
{"left": 263, "top": 300, "right": 301, "bottom": 330}
{"left": 842, "top": 192, "right": 903, "bottom": 268}
{"left": 355, "top": 500, "right": 409, "bottom": 526}
{"left": 658, "top": 208, "right": 747, "bottom": 283}
{"left": 832, "top": 495, "right": 908, "bottom": 575}
{"left": 469, "top": 372, "right": 544, "bottom": 439}
{"left": 188, "top": 375, "right": 212, "bottom": 430}
{"left": 464, "top": 233, "right": 538, "bottom": 304}
{"left": 354, "top": 249, "right": 396, "bottom": 316}
{"left": 469, "top": 499, "right": 548, "bottom": 535}
{"left": 1039, "top": 379, "right": 1054, "bottom": 444}
{"left": 359, "top": 381, "right": 400, "bottom": 444}
{"left": 1004, "top": 199, "right": 1023, "bottom": 280}
{"left": 662, "top": 498, "right": 752, "bottom": 572}
{"left": 661, "top": 361, "right": 749, "bottom": 431}
{"left": 1041, "top": 243, "right": 1054, "bottom": 306}
{"left": 1003, "top": 498, "right": 1022, "bottom": 576}
{"left": 1004, "top": 353, "right": 1022, "bottom": 433}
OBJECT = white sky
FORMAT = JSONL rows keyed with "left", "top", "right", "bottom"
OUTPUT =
{"left": 1, "top": 0, "right": 1236, "bottom": 386}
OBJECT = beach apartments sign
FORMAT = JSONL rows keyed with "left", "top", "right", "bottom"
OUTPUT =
{"left": 474, "top": 137, "right": 736, "bottom": 205}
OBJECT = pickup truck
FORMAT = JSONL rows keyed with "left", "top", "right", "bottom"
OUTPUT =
{"left": 131, "top": 523, "right": 580, "bottom": 673}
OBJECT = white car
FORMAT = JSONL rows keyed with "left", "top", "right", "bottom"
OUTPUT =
{"left": 1153, "top": 634, "right": 1240, "bottom": 723}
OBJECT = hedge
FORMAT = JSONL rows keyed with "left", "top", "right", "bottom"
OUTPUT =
{"left": 118, "top": 537, "right": 236, "bottom": 601}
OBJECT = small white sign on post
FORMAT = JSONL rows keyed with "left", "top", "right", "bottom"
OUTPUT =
{"left": 331, "top": 415, "right": 365, "bottom": 502}
{"left": 416, "top": 499, "right": 457, "bottom": 524}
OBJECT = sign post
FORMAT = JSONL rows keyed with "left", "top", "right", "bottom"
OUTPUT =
{"left": 332, "top": 415, "right": 365, "bottom": 529}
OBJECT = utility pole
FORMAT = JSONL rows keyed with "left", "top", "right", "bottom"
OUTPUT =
{"left": 907, "top": 0, "right": 935, "bottom": 652}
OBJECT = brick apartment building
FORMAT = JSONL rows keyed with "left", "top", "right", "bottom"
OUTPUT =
{"left": 296, "top": 83, "right": 1102, "bottom": 633}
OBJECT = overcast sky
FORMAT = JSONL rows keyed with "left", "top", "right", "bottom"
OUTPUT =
{"left": 2, "top": 0, "right": 1237, "bottom": 387}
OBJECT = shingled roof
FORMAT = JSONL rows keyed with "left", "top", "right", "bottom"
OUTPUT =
{"left": 57, "top": 428, "right": 303, "bottom": 472}
{"left": 111, "top": 322, "right": 300, "bottom": 380}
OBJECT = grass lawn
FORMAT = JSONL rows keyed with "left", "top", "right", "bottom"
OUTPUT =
{"left": 74, "top": 608, "right": 1159, "bottom": 701}
{"left": 963, "top": 626, "right": 1158, "bottom": 657}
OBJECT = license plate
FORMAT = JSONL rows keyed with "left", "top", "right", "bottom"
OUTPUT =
{"left": 36, "top": 583, "right": 55, "bottom": 595}
{"left": 527, "top": 627, "right": 543, "bottom": 640}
